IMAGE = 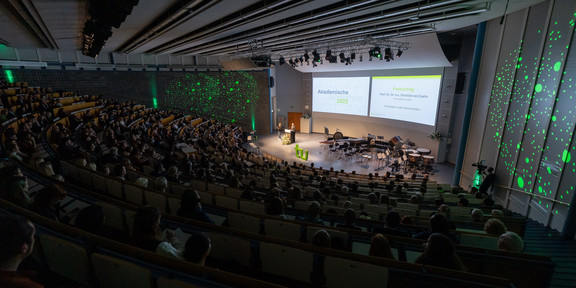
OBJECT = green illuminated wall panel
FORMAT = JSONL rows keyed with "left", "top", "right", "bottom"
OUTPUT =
{"left": 164, "top": 71, "right": 260, "bottom": 125}
{"left": 494, "top": 3, "right": 549, "bottom": 204}
{"left": 477, "top": 0, "right": 576, "bottom": 231}
{"left": 511, "top": 3, "right": 575, "bottom": 219}
{"left": 537, "top": 30, "right": 576, "bottom": 217}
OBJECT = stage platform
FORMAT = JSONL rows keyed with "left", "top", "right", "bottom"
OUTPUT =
{"left": 247, "top": 132, "right": 455, "bottom": 185}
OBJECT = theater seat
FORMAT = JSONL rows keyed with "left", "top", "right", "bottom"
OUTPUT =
{"left": 156, "top": 277, "right": 202, "bottom": 288}
{"left": 260, "top": 242, "right": 313, "bottom": 283}
{"left": 208, "top": 232, "right": 253, "bottom": 267}
{"left": 91, "top": 253, "right": 154, "bottom": 288}
{"left": 39, "top": 234, "right": 92, "bottom": 287}
{"left": 264, "top": 219, "right": 302, "bottom": 242}
{"left": 227, "top": 212, "right": 261, "bottom": 234}
{"left": 324, "top": 256, "right": 389, "bottom": 288}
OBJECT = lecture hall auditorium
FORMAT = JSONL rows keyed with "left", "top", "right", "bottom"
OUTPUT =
{"left": 1, "top": 0, "right": 576, "bottom": 287}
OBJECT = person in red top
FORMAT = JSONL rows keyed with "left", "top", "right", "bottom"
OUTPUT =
{"left": 0, "top": 214, "right": 43, "bottom": 288}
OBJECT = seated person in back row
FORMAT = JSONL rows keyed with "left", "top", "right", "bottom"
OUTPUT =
{"left": 335, "top": 209, "right": 362, "bottom": 231}
{"left": 0, "top": 214, "right": 43, "bottom": 288}
{"left": 374, "top": 210, "right": 410, "bottom": 237}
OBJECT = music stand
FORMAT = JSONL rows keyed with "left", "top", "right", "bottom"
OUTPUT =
{"left": 324, "top": 126, "right": 330, "bottom": 140}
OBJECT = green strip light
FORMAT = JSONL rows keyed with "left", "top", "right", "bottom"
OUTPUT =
{"left": 4, "top": 70, "right": 15, "bottom": 83}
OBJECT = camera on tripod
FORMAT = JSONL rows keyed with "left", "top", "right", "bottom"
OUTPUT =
{"left": 472, "top": 160, "right": 487, "bottom": 173}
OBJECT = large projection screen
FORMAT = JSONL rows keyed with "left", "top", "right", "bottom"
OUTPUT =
{"left": 369, "top": 75, "right": 442, "bottom": 126}
{"left": 312, "top": 77, "right": 370, "bottom": 116}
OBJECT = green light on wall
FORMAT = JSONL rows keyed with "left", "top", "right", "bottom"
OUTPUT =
{"left": 153, "top": 98, "right": 158, "bottom": 109}
{"left": 4, "top": 70, "right": 15, "bottom": 83}
{"left": 473, "top": 171, "right": 482, "bottom": 188}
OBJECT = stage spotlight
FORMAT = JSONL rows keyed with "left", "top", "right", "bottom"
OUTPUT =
{"left": 325, "top": 49, "right": 332, "bottom": 60}
{"left": 396, "top": 49, "right": 403, "bottom": 57}
{"left": 279, "top": 57, "right": 285, "bottom": 65}
{"left": 384, "top": 47, "right": 393, "bottom": 62}
{"left": 339, "top": 52, "right": 345, "bottom": 63}
{"left": 312, "top": 49, "right": 320, "bottom": 62}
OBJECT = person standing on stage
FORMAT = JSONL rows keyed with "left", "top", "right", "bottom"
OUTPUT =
{"left": 290, "top": 122, "right": 295, "bottom": 130}
{"left": 479, "top": 167, "right": 496, "bottom": 195}
{"left": 277, "top": 122, "right": 283, "bottom": 139}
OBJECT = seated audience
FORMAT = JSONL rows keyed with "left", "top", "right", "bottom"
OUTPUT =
{"left": 177, "top": 190, "right": 214, "bottom": 224}
{"left": 183, "top": 232, "right": 211, "bottom": 266}
{"left": 374, "top": 210, "right": 410, "bottom": 237}
{"left": 335, "top": 209, "right": 362, "bottom": 231}
{"left": 130, "top": 206, "right": 182, "bottom": 259}
{"left": 1, "top": 176, "right": 30, "bottom": 208}
{"left": 0, "top": 214, "right": 43, "bottom": 288}
{"left": 484, "top": 218, "right": 507, "bottom": 236}
{"left": 498, "top": 231, "right": 524, "bottom": 252}
{"left": 266, "top": 197, "right": 287, "bottom": 219}
{"left": 298, "top": 201, "right": 324, "bottom": 225}
{"left": 30, "top": 184, "right": 67, "bottom": 222}
{"left": 471, "top": 208, "right": 484, "bottom": 223}
{"left": 369, "top": 234, "right": 396, "bottom": 260}
{"left": 311, "top": 230, "right": 332, "bottom": 248}
{"left": 413, "top": 213, "right": 458, "bottom": 243}
{"left": 74, "top": 205, "right": 108, "bottom": 236}
{"left": 415, "top": 233, "right": 467, "bottom": 271}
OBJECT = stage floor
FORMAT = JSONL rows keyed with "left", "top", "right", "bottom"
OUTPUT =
{"left": 250, "top": 132, "right": 456, "bottom": 184}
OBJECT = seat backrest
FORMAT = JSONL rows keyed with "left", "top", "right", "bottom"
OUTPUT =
{"left": 91, "top": 173, "right": 108, "bottom": 194}
{"left": 94, "top": 201, "right": 126, "bottom": 233}
{"left": 106, "top": 177, "right": 124, "bottom": 200}
{"left": 306, "top": 227, "right": 348, "bottom": 249}
{"left": 156, "top": 277, "right": 203, "bottom": 288}
{"left": 259, "top": 242, "right": 313, "bottom": 283}
{"left": 324, "top": 256, "right": 389, "bottom": 288}
{"left": 124, "top": 184, "right": 145, "bottom": 206}
{"left": 264, "top": 219, "right": 302, "bottom": 242}
{"left": 144, "top": 190, "right": 168, "bottom": 214}
{"left": 460, "top": 233, "right": 499, "bottom": 250}
{"left": 214, "top": 195, "right": 238, "bottom": 210}
{"left": 39, "top": 234, "right": 92, "bottom": 287}
{"left": 227, "top": 212, "right": 261, "bottom": 234}
{"left": 91, "top": 253, "right": 154, "bottom": 288}
{"left": 207, "top": 232, "right": 253, "bottom": 267}
{"left": 239, "top": 200, "right": 266, "bottom": 215}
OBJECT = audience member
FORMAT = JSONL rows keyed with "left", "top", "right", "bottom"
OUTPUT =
{"left": 177, "top": 190, "right": 214, "bottom": 224}
{"left": 415, "top": 233, "right": 467, "bottom": 271}
{"left": 335, "top": 209, "right": 362, "bottom": 231}
{"left": 298, "top": 201, "right": 324, "bottom": 225}
{"left": 266, "top": 197, "right": 287, "bottom": 219}
{"left": 0, "top": 214, "right": 43, "bottom": 288}
{"left": 130, "top": 206, "right": 182, "bottom": 259}
{"left": 2, "top": 176, "right": 30, "bottom": 208}
{"left": 498, "top": 231, "right": 524, "bottom": 252}
{"left": 183, "top": 232, "right": 211, "bottom": 265}
{"left": 471, "top": 208, "right": 484, "bottom": 223}
{"left": 74, "top": 205, "right": 107, "bottom": 236}
{"left": 484, "top": 218, "right": 507, "bottom": 236}
{"left": 311, "top": 229, "right": 332, "bottom": 248}
{"left": 413, "top": 213, "right": 458, "bottom": 243}
{"left": 374, "top": 210, "right": 410, "bottom": 237}
{"left": 30, "top": 184, "right": 67, "bottom": 222}
{"left": 369, "top": 234, "right": 396, "bottom": 260}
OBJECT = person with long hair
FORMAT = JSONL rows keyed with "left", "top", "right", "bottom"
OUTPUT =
{"left": 415, "top": 233, "right": 467, "bottom": 271}
{"left": 130, "top": 206, "right": 182, "bottom": 259}
{"left": 369, "top": 234, "right": 396, "bottom": 260}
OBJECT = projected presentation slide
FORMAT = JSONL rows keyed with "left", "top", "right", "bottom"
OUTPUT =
{"left": 369, "top": 75, "right": 442, "bottom": 126}
{"left": 312, "top": 77, "right": 370, "bottom": 116}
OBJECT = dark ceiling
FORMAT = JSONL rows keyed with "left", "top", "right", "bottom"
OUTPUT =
{"left": 0, "top": 0, "right": 544, "bottom": 59}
